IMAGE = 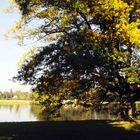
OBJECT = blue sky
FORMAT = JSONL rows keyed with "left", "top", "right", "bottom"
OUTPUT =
{"left": 0, "top": 0, "right": 31, "bottom": 92}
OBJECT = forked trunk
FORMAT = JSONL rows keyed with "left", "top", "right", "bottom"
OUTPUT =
{"left": 117, "top": 97, "right": 135, "bottom": 121}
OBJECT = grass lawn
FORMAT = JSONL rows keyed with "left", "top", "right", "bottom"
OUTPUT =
{"left": 0, "top": 120, "right": 140, "bottom": 140}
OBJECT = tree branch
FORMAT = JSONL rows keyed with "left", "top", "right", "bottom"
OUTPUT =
{"left": 77, "top": 10, "right": 92, "bottom": 30}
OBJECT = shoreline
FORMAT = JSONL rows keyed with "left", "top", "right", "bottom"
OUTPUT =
{"left": 0, "top": 100, "right": 32, "bottom": 105}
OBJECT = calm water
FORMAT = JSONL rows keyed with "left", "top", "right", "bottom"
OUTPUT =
{"left": 0, "top": 103, "right": 139, "bottom": 122}
{"left": 0, "top": 105, "right": 39, "bottom": 122}
{"left": 58, "top": 104, "right": 119, "bottom": 121}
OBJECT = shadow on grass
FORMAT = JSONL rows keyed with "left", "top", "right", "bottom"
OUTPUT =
{"left": 0, "top": 120, "right": 140, "bottom": 140}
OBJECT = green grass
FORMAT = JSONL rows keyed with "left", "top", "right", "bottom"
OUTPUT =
{"left": 0, "top": 120, "right": 140, "bottom": 140}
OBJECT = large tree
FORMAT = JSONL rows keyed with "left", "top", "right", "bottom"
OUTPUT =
{"left": 11, "top": 0, "right": 140, "bottom": 120}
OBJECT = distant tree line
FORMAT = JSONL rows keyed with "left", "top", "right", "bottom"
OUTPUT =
{"left": 0, "top": 89, "right": 36, "bottom": 100}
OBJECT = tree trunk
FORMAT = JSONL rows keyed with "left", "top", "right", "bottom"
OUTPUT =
{"left": 117, "top": 97, "right": 135, "bottom": 121}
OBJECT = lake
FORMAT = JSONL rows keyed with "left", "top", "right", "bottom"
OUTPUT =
{"left": 0, "top": 104, "right": 39, "bottom": 122}
{"left": 0, "top": 101, "right": 140, "bottom": 122}
{"left": 0, "top": 102, "right": 139, "bottom": 122}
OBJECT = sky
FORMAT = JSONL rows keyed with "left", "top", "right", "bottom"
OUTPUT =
{"left": 0, "top": 0, "right": 31, "bottom": 92}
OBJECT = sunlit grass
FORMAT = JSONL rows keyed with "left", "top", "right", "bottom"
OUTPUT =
{"left": 109, "top": 120, "right": 140, "bottom": 131}
{"left": 0, "top": 100, "right": 32, "bottom": 105}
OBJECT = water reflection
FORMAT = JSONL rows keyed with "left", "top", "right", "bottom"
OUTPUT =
{"left": 58, "top": 103, "right": 119, "bottom": 121}
{"left": 0, "top": 104, "right": 39, "bottom": 122}
{"left": 0, "top": 102, "right": 139, "bottom": 122}
{"left": 30, "top": 103, "right": 120, "bottom": 121}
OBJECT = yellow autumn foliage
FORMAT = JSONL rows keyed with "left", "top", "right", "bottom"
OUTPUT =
{"left": 8, "top": 0, "right": 140, "bottom": 49}
{"left": 17, "top": 45, "right": 37, "bottom": 68}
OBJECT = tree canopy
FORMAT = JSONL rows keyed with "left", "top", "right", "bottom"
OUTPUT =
{"left": 11, "top": 0, "right": 140, "bottom": 119}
